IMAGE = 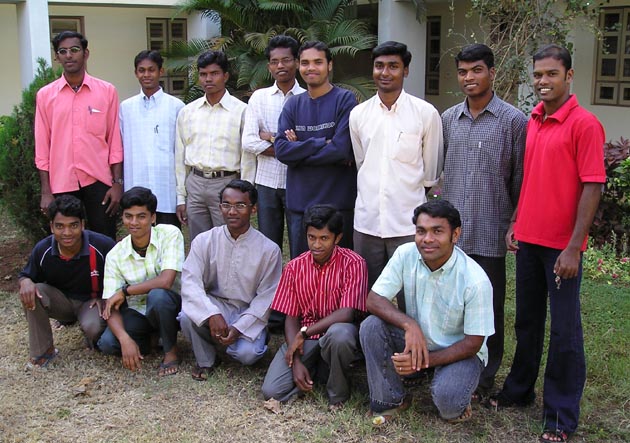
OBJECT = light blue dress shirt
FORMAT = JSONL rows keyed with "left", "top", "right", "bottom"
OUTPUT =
{"left": 372, "top": 243, "right": 494, "bottom": 364}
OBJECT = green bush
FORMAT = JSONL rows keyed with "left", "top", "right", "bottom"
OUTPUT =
{"left": 0, "top": 59, "right": 59, "bottom": 240}
{"left": 590, "top": 137, "right": 630, "bottom": 253}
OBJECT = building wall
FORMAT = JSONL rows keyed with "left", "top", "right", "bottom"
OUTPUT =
{"left": 0, "top": 4, "right": 23, "bottom": 117}
{"left": 48, "top": 4, "right": 185, "bottom": 102}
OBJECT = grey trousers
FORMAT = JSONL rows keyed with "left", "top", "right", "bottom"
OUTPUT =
{"left": 185, "top": 172, "right": 235, "bottom": 241}
{"left": 261, "top": 323, "right": 361, "bottom": 405}
{"left": 25, "top": 283, "right": 105, "bottom": 358}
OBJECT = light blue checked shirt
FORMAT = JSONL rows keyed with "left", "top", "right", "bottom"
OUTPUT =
{"left": 120, "top": 88, "right": 185, "bottom": 213}
{"left": 103, "top": 224, "right": 184, "bottom": 314}
{"left": 372, "top": 243, "right": 494, "bottom": 365}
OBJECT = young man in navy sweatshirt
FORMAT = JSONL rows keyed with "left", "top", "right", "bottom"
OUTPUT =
{"left": 275, "top": 40, "right": 358, "bottom": 258}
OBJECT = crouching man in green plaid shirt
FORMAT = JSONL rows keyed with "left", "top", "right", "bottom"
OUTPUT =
{"left": 98, "top": 186, "right": 185, "bottom": 377}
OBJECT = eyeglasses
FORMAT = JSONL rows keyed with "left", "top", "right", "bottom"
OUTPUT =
{"left": 56, "top": 46, "right": 82, "bottom": 55}
{"left": 269, "top": 57, "right": 295, "bottom": 67}
{"left": 219, "top": 203, "right": 252, "bottom": 211}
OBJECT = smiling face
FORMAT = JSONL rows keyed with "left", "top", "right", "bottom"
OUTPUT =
{"left": 298, "top": 48, "right": 332, "bottom": 89}
{"left": 122, "top": 205, "right": 155, "bottom": 246}
{"left": 55, "top": 37, "right": 88, "bottom": 76}
{"left": 135, "top": 58, "right": 163, "bottom": 96}
{"left": 456, "top": 59, "right": 495, "bottom": 100}
{"left": 414, "top": 213, "right": 460, "bottom": 271}
{"left": 198, "top": 63, "right": 229, "bottom": 103}
{"left": 50, "top": 213, "right": 85, "bottom": 256}
{"left": 307, "top": 225, "right": 341, "bottom": 265}
{"left": 533, "top": 56, "right": 573, "bottom": 114}
{"left": 220, "top": 187, "right": 255, "bottom": 238}
{"left": 268, "top": 46, "right": 298, "bottom": 87}
{"left": 373, "top": 54, "right": 408, "bottom": 95}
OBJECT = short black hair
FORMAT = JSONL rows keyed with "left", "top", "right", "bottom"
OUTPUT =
{"left": 533, "top": 44, "right": 572, "bottom": 71}
{"left": 197, "top": 50, "right": 229, "bottom": 72}
{"left": 455, "top": 43, "right": 494, "bottom": 69}
{"left": 120, "top": 187, "right": 158, "bottom": 214}
{"left": 298, "top": 41, "right": 332, "bottom": 63}
{"left": 372, "top": 41, "right": 412, "bottom": 68}
{"left": 52, "top": 31, "right": 88, "bottom": 52}
{"left": 48, "top": 195, "right": 86, "bottom": 221}
{"left": 304, "top": 204, "right": 343, "bottom": 236}
{"left": 412, "top": 200, "right": 462, "bottom": 231}
{"left": 219, "top": 179, "right": 258, "bottom": 205}
{"left": 134, "top": 50, "right": 163, "bottom": 70}
{"left": 265, "top": 35, "right": 299, "bottom": 60}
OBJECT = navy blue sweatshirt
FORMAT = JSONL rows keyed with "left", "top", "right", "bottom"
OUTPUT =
{"left": 275, "top": 86, "right": 358, "bottom": 212}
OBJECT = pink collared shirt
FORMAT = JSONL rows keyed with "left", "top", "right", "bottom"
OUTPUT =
{"left": 35, "top": 72, "right": 123, "bottom": 193}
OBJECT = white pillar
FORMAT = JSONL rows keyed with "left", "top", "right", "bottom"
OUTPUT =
{"left": 16, "top": 0, "right": 51, "bottom": 88}
{"left": 378, "top": 0, "right": 426, "bottom": 98}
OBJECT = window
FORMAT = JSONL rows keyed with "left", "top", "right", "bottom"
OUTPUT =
{"left": 49, "top": 16, "right": 85, "bottom": 68}
{"left": 594, "top": 8, "right": 630, "bottom": 106}
{"left": 425, "top": 16, "right": 441, "bottom": 95}
{"left": 146, "top": 18, "right": 188, "bottom": 96}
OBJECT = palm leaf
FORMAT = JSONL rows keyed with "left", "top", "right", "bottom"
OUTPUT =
{"left": 334, "top": 76, "right": 376, "bottom": 102}
{"left": 309, "top": 0, "right": 345, "bottom": 21}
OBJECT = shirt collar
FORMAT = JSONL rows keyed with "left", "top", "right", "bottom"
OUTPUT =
{"left": 270, "top": 80, "right": 305, "bottom": 97}
{"left": 58, "top": 71, "right": 94, "bottom": 92}
{"left": 459, "top": 93, "right": 500, "bottom": 119}
{"left": 120, "top": 227, "right": 158, "bottom": 258}
{"left": 198, "top": 89, "right": 234, "bottom": 110}
{"left": 50, "top": 230, "right": 90, "bottom": 258}
{"left": 221, "top": 224, "right": 254, "bottom": 243}
{"left": 531, "top": 94, "right": 578, "bottom": 123}
{"left": 377, "top": 89, "right": 408, "bottom": 112}
{"left": 310, "top": 245, "right": 340, "bottom": 269}
{"left": 141, "top": 87, "right": 164, "bottom": 102}
{"left": 418, "top": 245, "right": 459, "bottom": 274}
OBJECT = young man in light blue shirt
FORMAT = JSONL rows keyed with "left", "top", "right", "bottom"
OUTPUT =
{"left": 119, "top": 50, "right": 184, "bottom": 227}
{"left": 360, "top": 199, "right": 494, "bottom": 425}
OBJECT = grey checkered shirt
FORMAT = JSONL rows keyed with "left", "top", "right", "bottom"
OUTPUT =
{"left": 442, "top": 94, "right": 527, "bottom": 257}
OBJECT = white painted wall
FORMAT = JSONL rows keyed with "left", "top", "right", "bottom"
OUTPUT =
{"left": 0, "top": 4, "right": 23, "bottom": 117}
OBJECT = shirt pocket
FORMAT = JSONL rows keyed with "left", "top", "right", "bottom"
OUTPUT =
{"left": 390, "top": 133, "right": 420, "bottom": 164}
{"left": 86, "top": 110, "right": 107, "bottom": 137}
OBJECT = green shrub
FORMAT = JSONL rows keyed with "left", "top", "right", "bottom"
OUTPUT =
{"left": 0, "top": 59, "right": 59, "bottom": 240}
{"left": 583, "top": 236, "right": 630, "bottom": 285}
{"left": 590, "top": 137, "right": 630, "bottom": 253}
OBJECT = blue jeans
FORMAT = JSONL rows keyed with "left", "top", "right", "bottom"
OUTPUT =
{"left": 286, "top": 209, "right": 354, "bottom": 259}
{"left": 98, "top": 288, "right": 181, "bottom": 355}
{"left": 256, "top": 184, "right": 286, "bottom": 251}
{"left": 360, "top": 315, "right": 482, "bottom": 419}
{"left": 500, "top": 242, "right": 585, "bottom": 433}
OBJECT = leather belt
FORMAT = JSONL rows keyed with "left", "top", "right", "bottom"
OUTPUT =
{"left": 192, "top": 168, "right": 237, "bottom": 179}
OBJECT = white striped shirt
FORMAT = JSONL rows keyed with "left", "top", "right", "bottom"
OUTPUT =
{"left": 120, "top": 88, "right": 184, "bottom": 213}
{"left": 175, "top": 91, "right": 254, "bottom": 205}
{"left": 241, "top": 81, "right": 305, "bottom": 189}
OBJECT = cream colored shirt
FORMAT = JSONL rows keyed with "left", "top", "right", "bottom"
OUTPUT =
{"left": 175, "top": 90, "right": 255, "bottom": 205}
{"left": 350, "top": 90, "right": 444, "bottom": 237}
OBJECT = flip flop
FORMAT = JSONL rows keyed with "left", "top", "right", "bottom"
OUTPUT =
{"left": 157, "top": 359, "right": 180, "bottom": 377}
{"left": 25, "top": 348, "right": 59, "bottom": 370}
{"left": 540, "top": 430, "right": 571, "bottom": 443}
{"left": 191, "top": 361, "right": 220, "bottom": 381}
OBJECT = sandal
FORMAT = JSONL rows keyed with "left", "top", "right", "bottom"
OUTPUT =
{"left": 25, "top": 348, "right": 58, "bottom": 370}
{"left": 539, "top": 430, "right": 571, "bottom": 443}
{"left": 157, "top": 359, "right": 180, "bottom": 377}
{"left": 191, "top": 360, "right": 220, "bottom": 381}
{"left": 446, "top": 404, "right": 472, "bottom": 423}
{"left": 368, "top": 395, "right": 412, "bottom": 427}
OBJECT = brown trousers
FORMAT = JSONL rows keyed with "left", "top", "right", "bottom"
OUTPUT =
{"left": 25, "top": 283, "right": 105, "bottom": 358}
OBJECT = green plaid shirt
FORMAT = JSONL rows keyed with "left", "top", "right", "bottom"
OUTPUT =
{"left": 103, "top": 224, "right": 184, "bottom": 313}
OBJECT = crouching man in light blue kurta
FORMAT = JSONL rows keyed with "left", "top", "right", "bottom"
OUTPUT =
{"left": 360, "top": 199, "right": 494, "bottom": 425}
{"left": 179, "top": 180, "right": 283, "bottom": 380}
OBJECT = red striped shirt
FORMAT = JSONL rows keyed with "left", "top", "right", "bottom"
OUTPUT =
{"left": 271, "top": 246, "right": 368, "bottom": 338}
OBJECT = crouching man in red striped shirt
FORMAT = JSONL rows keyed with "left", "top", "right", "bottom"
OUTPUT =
{"left": 262, "top": 204, "right": 368, "bottom": 411}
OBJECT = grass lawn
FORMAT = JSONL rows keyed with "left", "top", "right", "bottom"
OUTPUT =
{"left": 0, "top": 207, "right": 628, "bottom": 442}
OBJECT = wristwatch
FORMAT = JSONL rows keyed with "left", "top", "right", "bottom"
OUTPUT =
{"left": 269, "top": 135, "right": 276, "bottom": 144}
{"left": 121, "top": 284, "right": 130, "bottom": 298}
{"left": 300, "top": 325, "right": 309, "bottom": 339}
{"left": 112, "top": 178, "right": 124, "bottom": 186}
